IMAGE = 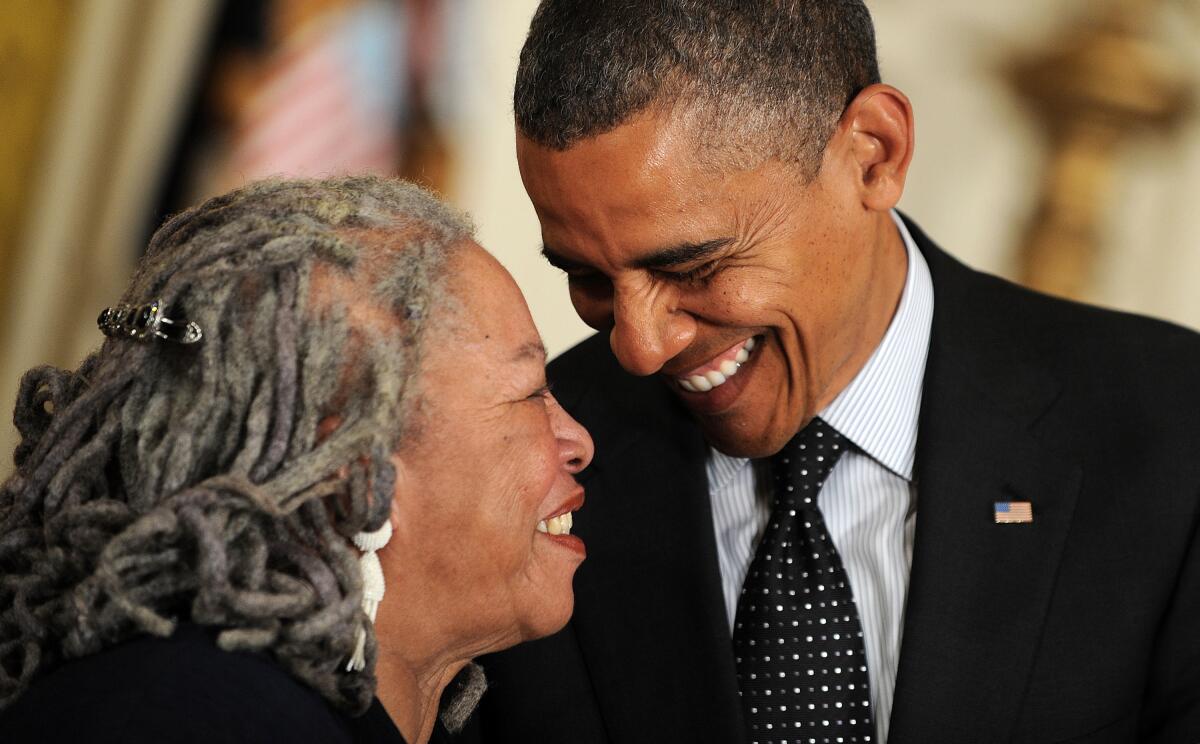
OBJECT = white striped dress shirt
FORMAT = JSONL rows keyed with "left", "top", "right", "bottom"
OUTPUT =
{"left": 709, "top": 211, "right": 933, "bottom": 743}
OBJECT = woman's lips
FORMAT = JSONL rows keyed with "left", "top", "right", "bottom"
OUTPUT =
{"left": 537, "top": 490, "right": 586, "bottom": 556}
{"left": 537, "top": 512, "right": 586, "bottom": 558}
{"left": 542, "top": 532, "right": 586, "bottom": 557}
{"left": 536, "top": 489, "right": 584, "bottom": 536}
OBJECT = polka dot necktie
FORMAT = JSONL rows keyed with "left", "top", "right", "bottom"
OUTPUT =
{"left": 732, "top": 417, "right": 874, "bottom": 743}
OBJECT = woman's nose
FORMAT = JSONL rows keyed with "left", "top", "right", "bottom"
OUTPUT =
{"left": 554, "top": 401, "right": 594, "bottom": 474}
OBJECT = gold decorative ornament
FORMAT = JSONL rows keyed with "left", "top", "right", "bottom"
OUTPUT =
{"left": 1007, "top": 0, "right": 1194, "bottom": 300}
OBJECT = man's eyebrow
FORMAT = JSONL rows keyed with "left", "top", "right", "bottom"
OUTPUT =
{"left": 540, "top": 238, "right": 734, "bottom": 273}
{"left": 632, "top": 238, "right": 734, "bottom": 270}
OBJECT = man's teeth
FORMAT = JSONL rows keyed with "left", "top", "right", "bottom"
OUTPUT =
{"left": 678, "top": 337, "right": 756, "bottom": 393}
{"left": 536, "top": 512, "right": 574, "bottom": 536}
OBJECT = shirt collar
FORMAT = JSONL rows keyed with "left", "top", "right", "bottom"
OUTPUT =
{"left": 818, "top": 210, "right": 933, "bottom": 481}
{"left": 707, "top": 445, "right": 750, "bottom": 492}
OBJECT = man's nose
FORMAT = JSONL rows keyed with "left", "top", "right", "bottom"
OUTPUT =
{"left": 608, "top": 285, "right": 695, "bottom": 376}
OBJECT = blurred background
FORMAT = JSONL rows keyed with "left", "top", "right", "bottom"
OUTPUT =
{"left": 1, "top": 0, "right": 1198, "bottom": 474}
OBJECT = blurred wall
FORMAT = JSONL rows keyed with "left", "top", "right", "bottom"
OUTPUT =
{"left": 873, "top": 0, "right": 1200, "bottom": 322}
{"left": 0, "top": 1, "right": 218, "bottom": 476}
{"left": 446, "top": 0, "right": 591, "bottom": 360}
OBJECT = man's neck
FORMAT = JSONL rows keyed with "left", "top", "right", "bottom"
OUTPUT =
{"left": 813, "top": 210, "right": 909, "bottom": 414}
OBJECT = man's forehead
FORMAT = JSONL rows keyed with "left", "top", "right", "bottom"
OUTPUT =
{"left": 518, "top": 116, "right": 706, "bottom": 195}
{"left": 520, "top": 111, "right": 822, "bottom": 276}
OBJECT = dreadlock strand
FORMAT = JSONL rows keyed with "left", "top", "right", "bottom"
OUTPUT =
{"left": 252, "top": 269, "right": 301, "bottom": 482}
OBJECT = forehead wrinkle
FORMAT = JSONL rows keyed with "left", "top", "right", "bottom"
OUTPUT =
{"left": 728, "top": 172, "right": 805, "bottom": 248}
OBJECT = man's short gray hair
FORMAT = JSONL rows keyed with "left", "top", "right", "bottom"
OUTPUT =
{"left": 0, "top": 176, "right": 471, "bottom": 714}
{"left": 515, "top": 0, "right": 881, "bottom": 176}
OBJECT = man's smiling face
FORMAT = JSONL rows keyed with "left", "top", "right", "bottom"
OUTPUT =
{"left": 517, "top": 110, "right": 903, "bottom": 458}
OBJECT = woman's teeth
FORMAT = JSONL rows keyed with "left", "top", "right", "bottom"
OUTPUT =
{"left": 678, "top": 336, "right": 756, "bottom": 393}
{"left": 537, "top": 512, "right": 574, "bottom": 536}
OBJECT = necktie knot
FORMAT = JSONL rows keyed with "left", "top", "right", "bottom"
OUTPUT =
{"left": 771, "top": 417, "right": 849, "bottom": 513}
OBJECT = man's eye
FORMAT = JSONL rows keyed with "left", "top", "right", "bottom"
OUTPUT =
{"left": 565, "top": 271, "right": 610, "bottom": 289}
{"left": 527, "top": 384, "right": 553, "bottom": 402}
{"left": 662, "top": 262, "right": 719, "bottom": 285}
{"left": 565, "top": 268, "right": 599, "bottom": 280}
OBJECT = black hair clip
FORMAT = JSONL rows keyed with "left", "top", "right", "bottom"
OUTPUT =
{"left": 97, "top": 299, "right": 203, "bottom": 344}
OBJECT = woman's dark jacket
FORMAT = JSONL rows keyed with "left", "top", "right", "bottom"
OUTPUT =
{"left": 0, "top": 624, "right": 410, "bottom": 743}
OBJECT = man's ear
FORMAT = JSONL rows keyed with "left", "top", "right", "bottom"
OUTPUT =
{"left": 835, "top": 83, "right": 914, "bottom": 212}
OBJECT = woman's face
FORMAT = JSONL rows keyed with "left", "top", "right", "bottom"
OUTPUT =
{"left": 385, "top": 244, "right": 594, "bottom": 654}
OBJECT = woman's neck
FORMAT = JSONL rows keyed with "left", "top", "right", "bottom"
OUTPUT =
{"left": 366, "top": 550, "right": 521, "bottom": 742}
{"left": 374, "top": 652, "right": 467, "bottom": 744}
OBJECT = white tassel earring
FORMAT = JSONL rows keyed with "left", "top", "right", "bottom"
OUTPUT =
{"left": 346, "top": 521, "right": 393, "bottom": 672}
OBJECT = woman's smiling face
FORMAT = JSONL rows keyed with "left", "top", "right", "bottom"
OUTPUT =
{"left": 385, "top": 243, "right": 594, "bottom": 652}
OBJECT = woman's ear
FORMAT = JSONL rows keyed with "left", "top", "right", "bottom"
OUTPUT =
{"left": 387, "top": 452, "right": 410, "bottom": 531}
{"left": 836, "top": 83, "right": 915, "bottom": 212}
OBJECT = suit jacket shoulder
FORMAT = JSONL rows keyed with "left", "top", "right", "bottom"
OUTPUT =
{"left": 920, "top": 229, "right": 1200, "bottom": 427}
{"left": 896, "top": 217, "right": 1200, "bottom": 743}
{"left": 915, "top": 221, "right": 1200, "bottom": 489}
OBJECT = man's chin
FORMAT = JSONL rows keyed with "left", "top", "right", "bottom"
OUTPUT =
{"left": 695, "top": 414, "right": 791, "bottom": 459}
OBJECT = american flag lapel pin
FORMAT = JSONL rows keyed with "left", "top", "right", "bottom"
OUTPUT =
{"left": 994, "top": 500, "right": 1033, "bottom": 524}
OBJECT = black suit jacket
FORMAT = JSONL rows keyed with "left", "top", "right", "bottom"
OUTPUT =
{"left": 457, "top": 219, "right": 1200, "bottom": 743}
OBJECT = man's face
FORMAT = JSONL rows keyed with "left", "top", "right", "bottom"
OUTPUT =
{"left": 516, "top": 111, "right": 896, "bottom": 458}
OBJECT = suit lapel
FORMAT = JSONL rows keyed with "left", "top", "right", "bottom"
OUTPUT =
{"left": 566, "top": 371, "right": 747, "bottom": 744}
{"left": 888, "top": 226, "right": 1082, "bottom": 743}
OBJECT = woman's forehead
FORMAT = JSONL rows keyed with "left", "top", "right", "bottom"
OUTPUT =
{"left": 428, "top": 247, "right": 543, "bottom": 370}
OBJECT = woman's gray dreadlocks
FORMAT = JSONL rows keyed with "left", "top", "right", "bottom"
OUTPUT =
{"left": 0, "top": 175, "right": 472, "bottom": 714}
